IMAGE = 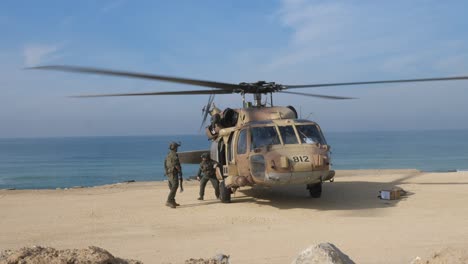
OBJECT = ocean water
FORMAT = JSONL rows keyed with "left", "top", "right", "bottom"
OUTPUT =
{"left": 1, "top": 130, "right": 467, "bottom": 189}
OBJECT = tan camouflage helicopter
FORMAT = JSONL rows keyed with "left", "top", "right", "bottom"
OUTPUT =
{"left": 30, "top": 65, "right": 468, "bottom": 202}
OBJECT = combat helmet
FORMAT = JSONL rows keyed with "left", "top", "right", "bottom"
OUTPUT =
{"left": 169, "top": 141, "right": 181, "bottom": 150}
{"left": 201, "top": 152, "right": 209, "bottom": 159}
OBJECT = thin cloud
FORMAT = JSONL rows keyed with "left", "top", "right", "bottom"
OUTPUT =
{"left": 269, "top": 0, "right": 468, "bottom": 79}
{"left": 267, "top": 1, "right": 353, "bottom": 70}
{"left": 23, "top": 44, "right": 61, "bottom": 67}
{"left": 278, "top": 1, "right": 349, "bottom": 46}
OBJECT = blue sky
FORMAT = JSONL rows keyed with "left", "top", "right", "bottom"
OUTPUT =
{"left": 1, "top": 0, "right": 468, "bottom": 137}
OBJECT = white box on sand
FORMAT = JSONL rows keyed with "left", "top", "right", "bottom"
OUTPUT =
{"left": 380, "top": 189, "right": 400, "bottom": 200}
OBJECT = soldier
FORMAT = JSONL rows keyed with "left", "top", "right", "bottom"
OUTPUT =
{"left": 197, "top": 153, "right": 220, "bottom": 200}
{"left": 164, "top": 142, "right": 183, "bottom": 208}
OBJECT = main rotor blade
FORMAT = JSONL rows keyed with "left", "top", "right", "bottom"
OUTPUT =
{"left": 279, "top": 91, "right": 356, "bottom": 100}
{"left": 29, "top": 65, "right": 240, "bottom": 90}
{"left": 284, "top": 76, "right": 468, "bottom": 89}
{"left": 71, "top": 89, "right": 232, "bottom": 98}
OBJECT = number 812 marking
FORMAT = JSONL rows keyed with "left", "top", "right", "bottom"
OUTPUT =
{"left": 292, "top": 156, "right": 310, "bottom": 162}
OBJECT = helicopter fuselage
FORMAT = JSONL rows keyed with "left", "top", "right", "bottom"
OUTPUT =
{"left": 203, "top": 106, "right": 335, "bottom": 189}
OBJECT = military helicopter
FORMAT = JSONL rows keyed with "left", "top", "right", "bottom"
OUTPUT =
{"left": 30, "top": 65, "right": 468, "bottom": 202}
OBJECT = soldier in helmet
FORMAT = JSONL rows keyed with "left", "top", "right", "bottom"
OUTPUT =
{"left": 197, "top": 152, "right": 220, "bottom": 200}
{"left": 164, "top": 142, "right": 182, "bottom": 208}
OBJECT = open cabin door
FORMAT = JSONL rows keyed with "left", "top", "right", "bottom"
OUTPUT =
{"left": 211, "top": 140, "right": 225, "bottom": 181}
{"left": 217, "top": 140, "right": 226, "bottom": 166}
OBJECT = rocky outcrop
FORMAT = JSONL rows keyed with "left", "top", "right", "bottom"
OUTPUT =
{"left": 185, "top": 254, "right": 230, "bottom": 264}
{"left": 0, "top": 246, "right": 142, "bottom": 264}
{"left": 292, "top": 243, "right": 355, "bottom": 264}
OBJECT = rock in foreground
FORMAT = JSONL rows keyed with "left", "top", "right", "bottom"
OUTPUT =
{"left": 292, "top": 243, "right": 355, "bottom": 264}
{"left": 185, "top": 254, "right": 230, "bottom": 264}
{"left": 0, "top": 246, "right": 142, "bottom": 264}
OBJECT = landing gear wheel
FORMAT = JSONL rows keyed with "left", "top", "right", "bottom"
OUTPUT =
{"left": 307, "top": 182, "right": 322, "bottom": 198}
{"left": 219, "top": 181, "right": 232, "bottom": 203}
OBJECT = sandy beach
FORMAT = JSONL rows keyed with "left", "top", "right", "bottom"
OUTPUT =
{"left": 1, "top": 169, "right": 468, "bottom": 263}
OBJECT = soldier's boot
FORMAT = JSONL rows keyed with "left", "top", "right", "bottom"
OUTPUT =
{"left": 174, "top": 201, "right": 180, "bottom": 206}
{"left": 197, "top": 197, "right": 204, "bottom": 201}
{"left": 165, "top": 201, "right": 176, "bottom": 208}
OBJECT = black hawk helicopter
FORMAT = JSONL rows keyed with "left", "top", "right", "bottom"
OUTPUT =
{"left": 29, "top": 65, "right": 468, "bottom": 202}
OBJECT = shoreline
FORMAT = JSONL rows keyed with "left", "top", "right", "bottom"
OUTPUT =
{"left": 1, "top": 168, "right": 426, "bottom": 191}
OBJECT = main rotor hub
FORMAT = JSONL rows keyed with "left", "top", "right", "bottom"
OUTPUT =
{"left": 238, "top": 81, "right": 284, "bottom": 94}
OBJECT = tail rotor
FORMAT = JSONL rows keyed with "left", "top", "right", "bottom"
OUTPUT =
{"left": 200, "top": 94, "right": 215, "bottom": 131}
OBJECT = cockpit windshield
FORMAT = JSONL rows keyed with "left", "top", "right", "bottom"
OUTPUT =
{"left": 296, "top": 125, "right": 326, "bottom": 145}
{"left": 250, "top": 126, "right": 280, "bottom": 149}
{"left": 278, "top": 125, "right": 298, "bottom": 144}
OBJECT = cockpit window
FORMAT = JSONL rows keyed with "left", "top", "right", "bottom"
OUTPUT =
{"left": 251, "top": 126, "right": 280, "bottom": 149}
{"left": 278, "top": 126, "right": 298, "bottom": 144}
{"left": 296, "top": 125, "right": 326, "bottom": 145}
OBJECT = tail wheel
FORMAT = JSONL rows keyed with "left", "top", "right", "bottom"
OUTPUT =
{"left": 219, "top": 181, "right": 232, "bottom": 203}
{"left": 307, "top": 182, "right": 322, "bottom": 198}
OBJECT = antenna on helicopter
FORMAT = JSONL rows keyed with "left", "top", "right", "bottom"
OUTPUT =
{"left": 306, "top": 112, "right": 314, "bottom": 120}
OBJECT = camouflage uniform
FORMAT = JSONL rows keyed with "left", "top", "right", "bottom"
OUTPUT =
{"left": 164, "top": 143, "right": 182, "bottom": 208}
{"left": 197, "top": 157, "right": 220, "bottom": 200}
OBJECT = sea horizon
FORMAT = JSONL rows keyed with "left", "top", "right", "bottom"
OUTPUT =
{"left": 1, "top": 127, "right": 467, "bottom": 140}
{"left": 1, "top": 129, "right": 468, "bottom": 190}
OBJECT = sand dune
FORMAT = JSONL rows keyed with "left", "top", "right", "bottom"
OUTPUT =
{"left": 1, "top": 169, "right": 468, "bottom": 263}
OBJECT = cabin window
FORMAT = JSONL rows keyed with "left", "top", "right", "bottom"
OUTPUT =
{"left": 250, "top": 126, "right": 280, "bottom": 150}
{"left": 296, "top": 125, "right": 326, "bottom": 145}
{"left": 237, "top": 129, "right": 247, "bottom": 154}
{"left": 278, "top": 126, "right": 298, "bottom": 144}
